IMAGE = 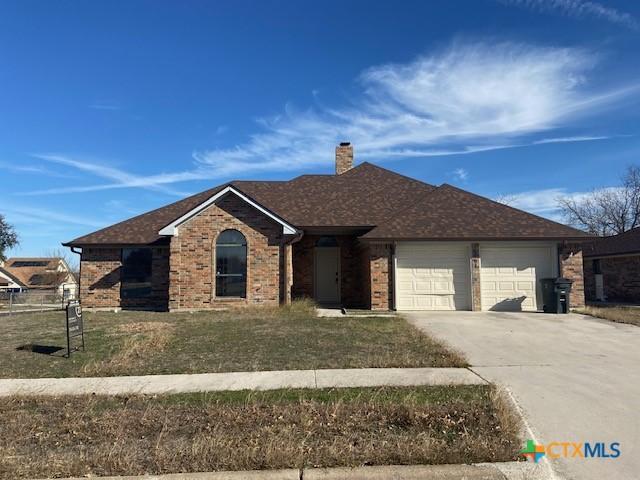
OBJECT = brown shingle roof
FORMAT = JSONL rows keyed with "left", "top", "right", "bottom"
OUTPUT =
{"left": 3, "top": 257, "right": 75, "bottom": 289}
{"left": 64, "top": 162, "right": 588, "bottom": 246}
{"left": 64, "top": 185, "right": 226, "bottom": 245}
{"left": 362, "top": 184, "right": 590, "bottom": 240}
{"left": 584, "top": 228, "right": 640, "bottom": 258}
{"left": 234, "top": 163, "right": 436, "bottom": 227}
{"left": 0, "top": 267, "right": 26, "bottom": 287}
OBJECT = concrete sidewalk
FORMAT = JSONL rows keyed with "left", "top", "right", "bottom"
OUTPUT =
{"left": 0, "top": 367, "right": 485, "bottom": 397}
{"left": 59, "top": 462, "right": 547, "bottom": 480}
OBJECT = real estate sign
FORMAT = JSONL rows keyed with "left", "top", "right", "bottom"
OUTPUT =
{"left": 66, "top": 300, "right": 85, "bottom": 357}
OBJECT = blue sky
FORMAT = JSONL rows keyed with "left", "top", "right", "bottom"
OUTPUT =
{"left": 2, "top": 0, "right": 640, "bottom": 258}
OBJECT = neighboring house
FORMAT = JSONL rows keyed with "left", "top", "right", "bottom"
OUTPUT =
{"left": 0, "top": 265, "right": 26, "bottom": 292}
{"left": 64, "top": 143, "right": 590, "bottom": 312}
{"left": 583, "top": 228, "right": 640, "bottom": 303}
{"left": 2, "top": 257, "right": 78, "bottom": 299}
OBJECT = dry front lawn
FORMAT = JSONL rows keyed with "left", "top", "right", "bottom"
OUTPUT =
{"left": 0, "top": 386, "right": 521, "bottom": 479}
{"left": 576, "top": 305, "right": 640, "bottom": 327}
{"left": 0, "top": 302, "right": 466, "bottom": 378}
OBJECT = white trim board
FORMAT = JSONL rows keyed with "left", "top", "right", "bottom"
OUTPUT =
{"left": 158, "top": 185, "right": 298, "bottom": 236}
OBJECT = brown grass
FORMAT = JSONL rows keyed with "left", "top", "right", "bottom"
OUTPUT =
{"left": 0, "top": 386, "right": 521, "bottom": 479}
{"left": 83, "top": 322, "right": 175, "bottom": 376}
{"left": 575, "top": 305, "right": 640, "bottom": 327}
{"left": 0, "top": 301, "right": 466, "bottom": 378}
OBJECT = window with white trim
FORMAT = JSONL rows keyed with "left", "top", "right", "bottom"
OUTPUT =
{"left": 215, "top": 229, "right": 247, "bottom": 298}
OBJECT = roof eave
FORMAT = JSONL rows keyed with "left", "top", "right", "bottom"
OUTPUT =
{"left": 359, "top": 235, "right": 594, "bottom": 242}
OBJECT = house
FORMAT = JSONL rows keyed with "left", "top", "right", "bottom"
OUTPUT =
{"left": 0, "top": 265, "right": 26, "bottom": 292}
{"left": 2, "top": 257, "right": 78, "bottom": 299}
{"left": 64, "top": 143, "right": 590, "bottom": 312}
{"left": 583, "top": 228, "right": 640, "bottom": 303}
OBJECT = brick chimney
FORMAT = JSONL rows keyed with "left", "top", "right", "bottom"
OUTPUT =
{"left": 335, "top": 142, "right": 353, "bottom": 175}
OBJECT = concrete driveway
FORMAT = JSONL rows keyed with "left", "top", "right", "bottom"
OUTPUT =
{"left": 406, "top": 311, "right": 640, "bottom": 480}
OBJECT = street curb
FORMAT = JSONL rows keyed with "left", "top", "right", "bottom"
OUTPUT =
{"left": 54, "top": 462, "right": 544, "bottom": 480}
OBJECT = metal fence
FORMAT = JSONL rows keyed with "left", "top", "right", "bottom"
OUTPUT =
{"left": 0, "top": 288, "right": 78, "bottom": 315}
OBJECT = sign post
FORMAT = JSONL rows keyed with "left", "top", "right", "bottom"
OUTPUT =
{"left": 65, "top": 300, "right": 85, "bottom": 357}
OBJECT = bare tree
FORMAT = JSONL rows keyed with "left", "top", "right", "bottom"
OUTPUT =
{"left": 45, "top": 247, "right": 79, "bottom": 272}
{"left": 558, "top": 166, "right": 640, "bottom": 236}
{"left": 494, "top": 193, "right": 518, "bottom": 206}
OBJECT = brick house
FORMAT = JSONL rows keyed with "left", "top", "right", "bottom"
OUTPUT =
{"left": 65, "top": 143, "right": 590, "bottom": 312}
{"left": 583, "top": 228, "right": 640, "bottom": 303}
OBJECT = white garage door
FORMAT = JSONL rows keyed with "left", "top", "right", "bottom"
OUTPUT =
{"left": 480, "top": 245, "right": 554, "bottom": 311}
{"left": 396, "top": 243, "right": 471, "bottom": 311}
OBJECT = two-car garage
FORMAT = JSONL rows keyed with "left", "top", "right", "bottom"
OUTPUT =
{"left": 394, "top": 242, "right": 558, "bottom": 311}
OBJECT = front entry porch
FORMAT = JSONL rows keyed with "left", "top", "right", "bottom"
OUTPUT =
{"left": 291, "top": 233, "right": 392, "bottom": 310}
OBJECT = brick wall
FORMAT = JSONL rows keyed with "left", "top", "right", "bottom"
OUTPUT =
{"left": 291, "top": 234, "right": 369, "bottom": 308}
{"left": 80, "top": 246, "right": 169, "bottom": 309}
{"left": 370, "top": 243, "right": 393, "bottom": 310}
{"left": 168, "top": 193, "right": 283, "bottom": 310}
{"left": 585, "top": 255, "right": 640, "bottom": 303}
{"left": 80, "top": 247, "right": 121, "bottom": 308}
{"left": 559, "top": 243, "right": 585, "bottom": 309}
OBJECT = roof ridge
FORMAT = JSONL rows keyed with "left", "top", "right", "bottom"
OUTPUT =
{"left": 348, "top": 161, "right": 436, "bottom": 188}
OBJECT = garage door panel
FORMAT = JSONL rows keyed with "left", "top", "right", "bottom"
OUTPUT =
{"left": 396, "top": 243, "right": 471, "bottom": 311}
{"left": 480, "top": 246, "right": 553, "bottom": 312}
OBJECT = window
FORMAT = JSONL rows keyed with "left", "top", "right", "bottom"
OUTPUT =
{"left": 593, "top": 259, "right": 602, "bottom": 275}
{"left": 216, "top": 230, "right": 247, "bottom": 298}
{"left": 121, "top": 248, "right": 153, "bottom": 298}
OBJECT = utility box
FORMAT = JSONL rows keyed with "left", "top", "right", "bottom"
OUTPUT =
{"left": 542, "top": 278, "right": 573, "bottom": 313}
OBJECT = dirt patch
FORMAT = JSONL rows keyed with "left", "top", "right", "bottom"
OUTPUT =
{"left": 0, "top": 386, "right": 521, "bottom": 479}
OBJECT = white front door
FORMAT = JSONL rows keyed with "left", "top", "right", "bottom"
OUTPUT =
{"left": 315, "top": 247, "right": 340, "bottom": 305}
{"left": 395, "top": 242, "right": 471, "bottom": 310}
{"left": 480, "top": 245, "right": 554, "bottom": 311}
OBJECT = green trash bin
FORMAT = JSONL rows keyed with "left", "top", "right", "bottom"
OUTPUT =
{"left": 541, "top": 277, "right": 573, "bottom": 313}
{"left": 554, "top": 278, "right": 572, "bottom": 314}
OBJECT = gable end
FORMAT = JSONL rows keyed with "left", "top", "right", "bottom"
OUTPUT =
{"left": 158, "top": 185, "right": 298, "bottom": 236}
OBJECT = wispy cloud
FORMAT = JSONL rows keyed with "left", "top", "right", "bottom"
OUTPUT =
{"left": 2, "top": 205, "right": 105, "bottom": 228}
{"left": 452, "top": 167, "right": 469, "bottom": 181}
{"left": 0, "top": 161, "right": 76, "bottom": 179}
{"left": 21, "top": 154, "right": 192, "bottom": 196}
{"left": 533, "top": 135, "right": 611, "bottom": 144}
{"left": 19, "top": 40, "right": 639, "bottom": 195}
{"left": 193, "top": 41, "right": 634, "bottom": 177}
{"left": 500, "top": 0, "right": 639, "bottom": 30}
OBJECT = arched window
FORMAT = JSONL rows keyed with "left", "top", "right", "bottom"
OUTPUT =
{"left": 216, "top": 229, "right": 247, "bottom": 298}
